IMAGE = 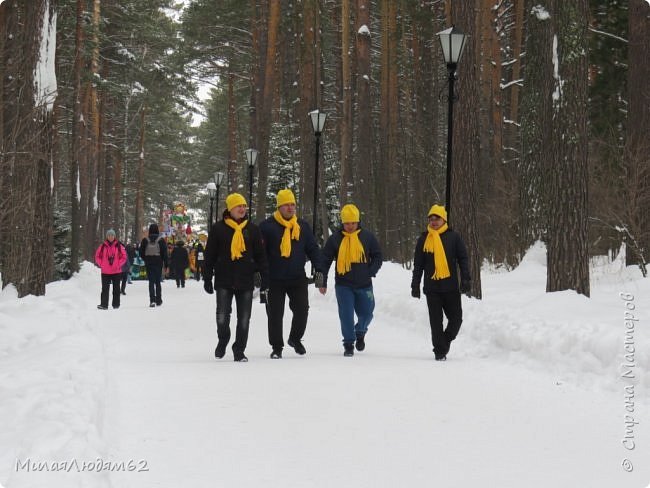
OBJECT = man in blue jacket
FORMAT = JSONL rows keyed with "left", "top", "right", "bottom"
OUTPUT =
{"left": 319, "top": 204, "right": 383, "bottom": 357}
{"left": 259, "top": 189, "right": 323, "bottom": 359}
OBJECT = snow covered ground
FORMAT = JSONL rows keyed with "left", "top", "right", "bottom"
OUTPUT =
{"left": 1, "top": 243, "right": 649, "bottom": 488}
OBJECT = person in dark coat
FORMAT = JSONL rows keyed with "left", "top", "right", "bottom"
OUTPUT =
{"left": 319, "top": 204, "right": 383, "bottom": 357}
{"left": 170, "top": 240, "right": 190, "bottom": 288}
{"left": 203, "top": 193, "right": 269, "bottom": 362}
{"left": 120, "top": 241, "right": 135, "bottom": 294}
{"left": 411, "top": 204, "right": 471, "bottom": 361}
{"left": 259, "top": 189, "right": 323, "bottom": 359}
{"left": 194, "top": 242, "right": 205, "bottom": 281}
{"left": 94, "top": 229, "right": 127, "bottom": 310}
{"left": 140, "top": 223, "right": 169, "bottom": 307}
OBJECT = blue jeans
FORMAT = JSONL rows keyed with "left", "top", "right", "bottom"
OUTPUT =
{"left": 335, "top": 285, "right": 375, "bottom": 344}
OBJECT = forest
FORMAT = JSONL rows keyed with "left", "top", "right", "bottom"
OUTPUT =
{"left": 0, "top": 0, "right": 648, "bottom": 298}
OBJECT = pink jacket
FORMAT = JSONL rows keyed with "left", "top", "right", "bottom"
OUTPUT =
{"left": 94, "top": 240, "right": 127, "bottom": 275}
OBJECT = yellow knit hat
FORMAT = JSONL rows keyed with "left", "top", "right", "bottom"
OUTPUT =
{"left": 341, "top": 204, "right": 360, "bottom": 224}
{"left": 428, "top": 204, "right": 447, "bottom": 222}
{"left": 276, "top": 189, "right": 296, "bottom": 208}
{"left": 226, "top": 193, "right": 247, "bottom": 211}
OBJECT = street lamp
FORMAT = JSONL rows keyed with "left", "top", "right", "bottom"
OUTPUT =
{"left": 309, "top": 109, "right": 327, "bottom": 243}
{"left": 207, "top": 182, "right": 216, "bottom": 228}
{"left": 214, "top": 171, "right": 225, "bottom": 217}
{"left": 437, "top": 25, "right": 467, "bottom": 225}
{"left": 244, "top": 148, "right": 258, "bottom": 219}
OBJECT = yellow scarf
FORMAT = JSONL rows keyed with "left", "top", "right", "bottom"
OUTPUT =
{"left": 423, "top": 223, "right": 451, "bottom": 280}
{"left": 337, "top": 230, "right": 366, "bottom": 275}
{"left": 224, "top": 218, "right": 248, "bottom": 260}
{"left": 273, "top": 210, "right": 301, "bottom": 257}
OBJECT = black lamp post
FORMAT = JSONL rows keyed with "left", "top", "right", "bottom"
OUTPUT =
{"left": 437, "top": 25, "right": 467, "bottom": 225}
{"left": 245, "top": 148, "right": 258, "bottom": 219}
{"left": 207, "top": 182, "right": 217, "bottom": 228}
{"left": 214, "top": 171, "right": 224, "bottom": 218}
{"left": 309, "top": 109, "right": 327, "bottom": 242}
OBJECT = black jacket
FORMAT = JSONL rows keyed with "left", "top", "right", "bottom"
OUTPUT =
{"left": 140, "top": 234, "right": 169, "bottom": 268}
{"left": 203, "top": 217, "right": 269, "bottom": 290}
{"left": 170, "top": 242, "right": 190, "bottom": 272}
{"left": 259, "top": 216, "right": 322, "bottom": 282}
{"left": 321, "top": 227, "right": 382, "bottom": 289}
{"left": 411, "top": 228, "right": 470, "bottom": 294}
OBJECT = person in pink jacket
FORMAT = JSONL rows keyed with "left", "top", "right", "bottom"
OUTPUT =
{"left": 94, "top": 229, "right": 127, "bottom": 310}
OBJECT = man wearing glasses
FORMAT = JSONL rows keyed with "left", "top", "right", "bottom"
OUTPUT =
{"left": 411, "top": 204, "right": 471, "bottom": 361}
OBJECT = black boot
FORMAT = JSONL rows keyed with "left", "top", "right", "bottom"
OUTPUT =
{"left": 343, "top": 342, "right": 355, "bottom": 357}
{"left": 355, "top": 333, "right": 366, "bottom": 351}
{"left": 215, "top": 342, "right": 227, "bottom": 359}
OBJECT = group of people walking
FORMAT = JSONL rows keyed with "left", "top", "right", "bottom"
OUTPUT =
{"left": 95, "top": 189, "right": 470, "bottom": 361}
{"left": 200, "top": 189, "right": 470, "bottom": 362}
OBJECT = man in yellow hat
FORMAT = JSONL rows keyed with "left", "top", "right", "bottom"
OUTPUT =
{"left": 202, "top": 193, "right": 269, "bottom": 362}
{"left": 259, "top": 189, "right": 323, "bottom": 359}
{"left": 319, "top": 204, "right": 383, "bottom": 357}
{"left": 411, "top": 204, "right": 470, "bottom": 361}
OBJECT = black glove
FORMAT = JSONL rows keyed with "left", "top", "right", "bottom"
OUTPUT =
{"left": 253, "top": 271, "right": 261, "bottom": 288}
{"left": 203, "top": 280, "right": 214, "bottom": 294}
{"left": 314, "top": 271, "right": 325, "bottom": 288}
{"left": 460, "top": 281, "right": 471, "bottom": 294}
{"left": 411, "top": 288, "right": 420, "bottom": 299}
{"left": 260, "top": 289, "right": 269, "bottom": 304}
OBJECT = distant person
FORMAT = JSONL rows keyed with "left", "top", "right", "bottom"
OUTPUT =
{"left": 411, "top": 205, "right": 471, "bottom": 361}
{"left": 140, "top": 223, "right": 169, "bottom": 307}
{"left": 171, "top": 240, "right": 190, "bottom": 288}
{"left": 94, "top": 229, "right": 127, "bottom": 310}
{"left": 121, "top": 241, "right": 136, "bottom": 293}
{"left": 319, "top": 204, "right": 383, "bottom": 357}
{"left": 203, "top": 193, "right": 269, "bottom": 362}
{"left": 195, "top": 242, "right": 205, "bottom": 280}
{"left": 259, "top": 189, "right": 323, "bottom": 359}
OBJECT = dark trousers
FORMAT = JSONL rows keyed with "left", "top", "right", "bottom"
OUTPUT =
{"left": 216, "top": 287, "right": 253, "bottom": 354}
{"left": 120, "top": 272, "right": 128, "bottom": 293}
{"left": 266, "top": 277, "right": 309, "bottom": 350}
{"left": 425, "top": 291, "right": 463, "bottom": 357}
{"left": 195, "top": 262, "right": 204, "bottom": 281}
{"left": 174, "top": 267, "right": 185, "bottom": 287}
{"left": 146, "top": 264, "right": 163, "bottom": 304}
{"left": 100, "top": 273, "right": 122, "bottom": 308}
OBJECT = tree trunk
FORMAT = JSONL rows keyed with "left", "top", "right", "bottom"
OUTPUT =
{"left": 546, "top": 0, "right": 590, "bottom": 296}
{"left": 134, "top": 106, "right": 146, "bottom": 241}
{"left": 340, "top": 0, "right": 354, "bottom": 204}
{"left": 449, "top": 0, "right": 482, "bottom": 298}
{"left": 1, "top": 0, "right": 56, "bottom": 296}
{"left": 519, "top": 1, "right": 553, "bottom": 253}
{"left": 624, "top": 0, "right": 650, "bottom": 274}
{"left": 354, "top": 0, "right": 374, "bottom": 228}
{"left": 256, "top": 0, "right": 281, "bottom": 219}
{"left": 70, "top": 0, "right": 86, "bottom": 273}
{"left": 378, "top": 0, "right": 399, "bottom": 259}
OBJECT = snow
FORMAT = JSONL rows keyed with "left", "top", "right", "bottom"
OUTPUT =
{"left": 552, "top": 34, "right": 564, "bottom": 107}
{"left": 1, "top": 243, "right": 649, "bottom": 487}
{"left": 358, "top": 24, "right": 370, "bottom": 36}
{"left": 531, "top": 5, "right": 551, "bottom": 21}
{"left": 33, "top": 1, "right": 57, "bottom": 112}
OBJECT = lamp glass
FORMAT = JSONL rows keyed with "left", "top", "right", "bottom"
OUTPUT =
{"left": 309, "top": 109, "right": 327, "bottom": 133}
{"left": 214, "top": 171, "right": 225, "bottom": 186}
{"left": 437, "top": 26, "right": 467, "bottom": 66}
{"left": 207, "top": 181, "right": 216, "bottom": 198}
{"left": 245, "top": 148, "right": 258, "bottom": 167}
